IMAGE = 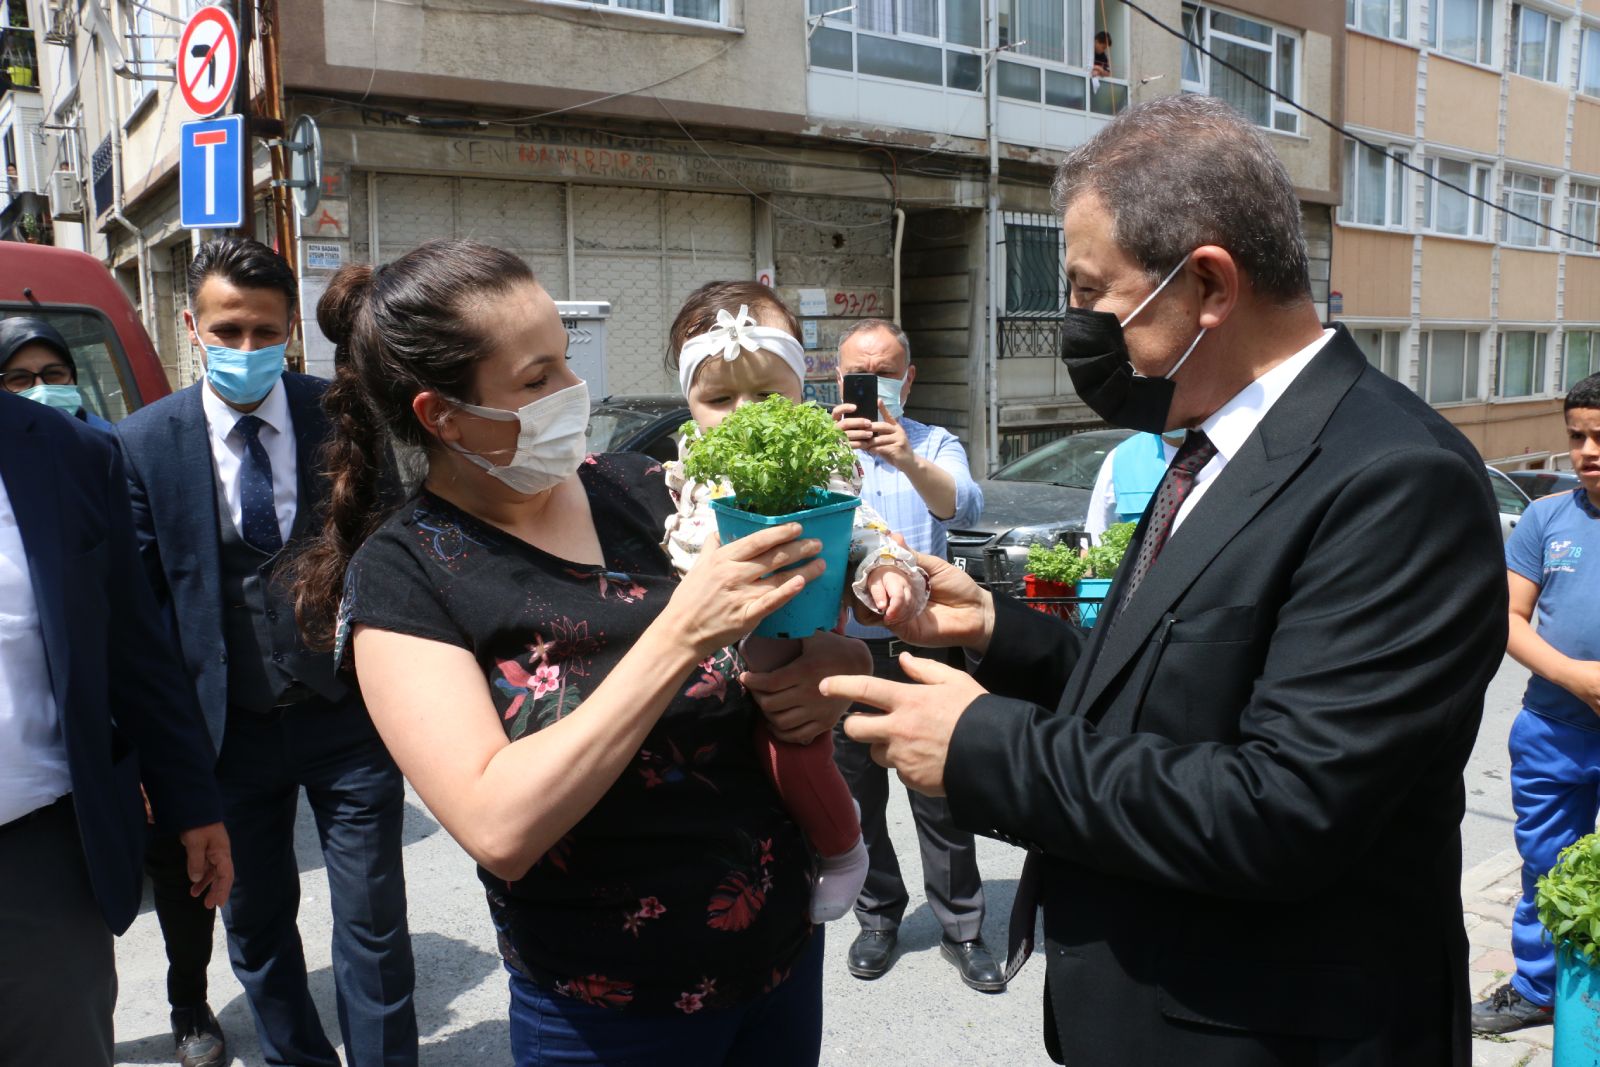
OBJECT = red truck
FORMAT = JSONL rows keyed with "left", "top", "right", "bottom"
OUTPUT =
{"left": 1, "top": 243, "right": 171, "bottom": 420}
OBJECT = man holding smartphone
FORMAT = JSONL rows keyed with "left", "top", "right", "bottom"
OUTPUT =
{"left": 829, "top": 319, "right": 997, "bottom": 991}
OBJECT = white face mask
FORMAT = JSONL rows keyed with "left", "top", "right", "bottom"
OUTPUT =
{"left": 446, "top": 380, "right": 591, "bottom": 495}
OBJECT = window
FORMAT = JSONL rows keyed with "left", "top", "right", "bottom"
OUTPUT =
{"left": 1582, "top": 27, "right": 1600, "bottom": 97}
{"left": 1511, "top": 4, "right": 1562, "bottom": 83}
{"left": 1346, "top": 0, "right": 1406, "bottom": 40}
{"left": 1003, "top": 216, "right": 1067, "bottom": 314}
{"left": 1497, "top": 331, "right": 1549, "bottom": 397}
{"left": 0, "top": 310, "right": 133, "bottom": 421}
{"left": 1181, "top": 5, "right": 1301, "bottom": 134}
{"left": 592, "top": 0, "right": 721, "bottom": 22}
{"left": 808, "top": 0, "right": 1000, "bottom": 95}
{"left": 1339, "top": 139, "right": 1409, "bottom": 227}
{"left": 123, "top": 0, "right": 157, "bottom": 108}
{"left": 999, "top": 0, "right": 1085, "bottom": 66}
{"left": 1350, "top": 327, "right": 1405, "bottom": 378}
{"left": 1433, "top": 0, "right": 1494, "bottom": 65}
{"left": 1424, "top": 156, "right": 1491, "bottom": 237}
{"left": 1571, "top": 181, "right": 1600, "bottom": 252}
{"left": 1418, "top": 330, "right": 1483, "bottom": 403}
{"left": 1503, "top": 170, "right": 1555, "bottom": 247}
{"left": 1567, "top": 330, "right": 1600, "bottom": 388}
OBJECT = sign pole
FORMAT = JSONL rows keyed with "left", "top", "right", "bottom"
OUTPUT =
{"left": 234, "top": 0, "right": 256, "bottom": 238}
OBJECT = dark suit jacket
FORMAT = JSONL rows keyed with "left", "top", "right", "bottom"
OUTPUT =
{"left": 946, "top": 329, "right": 1507, "bottom": 1065}
{"left": 114, "top": 373, "right": 343, "bottom": 752}
{"left": 0, "top": 391, "right": 221, "bottom": 934}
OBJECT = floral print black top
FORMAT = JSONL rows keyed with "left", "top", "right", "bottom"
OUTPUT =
{"left": 340, "top": 452, "right": 814, "bottom": 1014}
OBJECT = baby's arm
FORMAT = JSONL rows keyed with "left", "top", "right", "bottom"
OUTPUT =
{"left": 661, "top": 459, "right": 718, "bottom": 579}
{"left": 847, "top": 501, "right": 930, "bottom": 626}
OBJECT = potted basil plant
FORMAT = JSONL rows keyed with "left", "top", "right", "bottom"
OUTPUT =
{"left": 1536, "top": 830, "right": 1600, "bottom": 1062}
{"left": 681, "top": 394, "right": 861, "bottom": 639}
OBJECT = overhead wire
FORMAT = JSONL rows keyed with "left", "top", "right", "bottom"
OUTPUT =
{"left": 1119, "top": 0, "right": 1586, "bottom": 245}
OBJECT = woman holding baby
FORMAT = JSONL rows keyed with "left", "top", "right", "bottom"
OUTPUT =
{"left": 290, "top": 240, "right": 905, "bottom": 1066}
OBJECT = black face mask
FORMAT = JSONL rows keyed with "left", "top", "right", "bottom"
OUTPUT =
{"left": 1057, "top": 256, "right": 1204, "bottom": 434}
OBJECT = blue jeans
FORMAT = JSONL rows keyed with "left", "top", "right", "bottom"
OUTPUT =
{"left": 507, "top": 928, "right": 824, "bottom": 1066}
{"left": 1508, "top": 708, "right": 1600, "bottom": 1007}
{"left": 217, "top": 696, "right": 418, "bottom": 1066}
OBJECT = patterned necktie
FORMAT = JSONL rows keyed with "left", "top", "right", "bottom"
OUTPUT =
{"left": 235, "top": 415, "right": 283, "bottom": 555}
{"left": 1118, "top": 429, "right": 1218, "bottom": 604}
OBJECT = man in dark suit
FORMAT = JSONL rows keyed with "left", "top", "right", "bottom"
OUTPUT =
{"left": 830, "top": 96, "right": 1507, "bottom": 1064}
{"left": 0, "top": 390, "right": 231, "bottom": 1066}
{"left": 117, "top": 238, "right": 417, "bottom": 1067}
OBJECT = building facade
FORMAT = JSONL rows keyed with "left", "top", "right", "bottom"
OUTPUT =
{"left": 1335, "top": 0, "right": 1592, "bottom": 470}
{"left": 20, "top": 0, "right": 1343, "bottom": 475}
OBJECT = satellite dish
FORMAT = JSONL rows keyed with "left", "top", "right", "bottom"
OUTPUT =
{"left": 280, "top": 115, "right": 321, "bottom": 218}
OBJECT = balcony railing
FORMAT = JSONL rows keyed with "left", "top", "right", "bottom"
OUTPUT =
{"left": 1, "top": 24, "right": 38, "bottom": 93}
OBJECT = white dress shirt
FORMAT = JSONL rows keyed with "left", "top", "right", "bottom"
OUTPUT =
{"left": 0, "top": 469, "right": 71, "bottom": 825}
{"left": 201, "top": 379, "right": 298, "bottom": 544}
{"left": 1171, "top": 328, "right": 1335, "bottom": 534}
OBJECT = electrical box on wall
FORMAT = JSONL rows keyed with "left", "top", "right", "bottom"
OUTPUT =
{"left": 556, "top": 301, "right": 610, "bottom": 399}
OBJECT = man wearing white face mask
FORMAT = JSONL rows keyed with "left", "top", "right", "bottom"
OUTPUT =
{"left": 116, "top": 238, "right": 417, "bottom": 1067}
{"left": 827, "top": 319, "right": 997, "bottom": 991}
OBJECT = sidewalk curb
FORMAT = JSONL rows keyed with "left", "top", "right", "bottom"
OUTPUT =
{"left": 1463, "top": 848, "right": 1523, "bottom": 901}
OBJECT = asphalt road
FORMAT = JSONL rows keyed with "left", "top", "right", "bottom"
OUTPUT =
{"left": 111, "top": 654, "right": 1534, "bottom": 1066}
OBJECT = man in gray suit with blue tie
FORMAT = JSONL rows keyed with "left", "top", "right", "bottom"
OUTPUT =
{"left": 117, "top": 238, "right": 417, "bottom": 1067}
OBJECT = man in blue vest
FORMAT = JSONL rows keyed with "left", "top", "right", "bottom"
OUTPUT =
{"left": 116, "top": 238, "right": 416, "bottom": 1067}
{"left": 1085, "top": 430, "right": 1185, "bottom": 539}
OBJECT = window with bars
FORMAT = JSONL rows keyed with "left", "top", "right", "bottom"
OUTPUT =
{"left": 1181, "top": 5, "right": 1301, "bottom": 134}
{"left": 1003, "top": 217, "right": 1067, "bottom": 316}
{"left": 1339, "top": 140, "right": 1409, "bottom": 228}
{"left": 1511, "top": 5, "right": 1562, "bottom": 83}
{"left": 1433, "top": 0, "right": 1495, "bottom": 65}
{"left": 1418, "top": 330, "right": 1483, "bottom": 404}
{"left": 1566, "top": 330, "right": 1600, "bottom": 389}
{"left": 1346, "top": 0, "right": 1406, "bottom": 40}
{"left": 1497, "top": 331, "right": 1548, "bottom": 398}
{"left": 1503, "top": 170, "right": 1555, "bottom": 247}
{"left": 1424, "top": 156, "right": 1492, "bottom": 238}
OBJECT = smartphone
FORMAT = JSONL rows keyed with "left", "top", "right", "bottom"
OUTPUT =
{"left": 842, "top": 373, "right": 878, "bottom": 419}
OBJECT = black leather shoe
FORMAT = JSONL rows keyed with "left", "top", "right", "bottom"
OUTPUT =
{"left": 1470, "top": 982, "right": 1552, "bottom": 1034}
{"left": 171, "top": 1004, "right": 226, "bottom": 1067}
{"left": 847, "top": 928, "right": 897, "bottom": 980}
{"left": 940, "top": 936, "right": 1007, "bottom": 993}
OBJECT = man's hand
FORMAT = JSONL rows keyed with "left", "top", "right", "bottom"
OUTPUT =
{"left": 831, "top": 402, "right": 878, "bottom": 452}
{"left": 852, "top": 547, "right": 995, "bottom": 655}
{"left": 742, "top": 630, "right": 873, "bottom": 743}
{"left": 177, "top": 822, "right": 234, "bottom": 908}
{"left": 831, "top": 401, "right": 916, "bottom": 470}
{"left": 829, "top": 653, "right": 988, "bottom": 796}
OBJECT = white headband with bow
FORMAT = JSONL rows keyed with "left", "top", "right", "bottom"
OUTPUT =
{"left": 677, "top": 305, "right": 808, "bottom": 398}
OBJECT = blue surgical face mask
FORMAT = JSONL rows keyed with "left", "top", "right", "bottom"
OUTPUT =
{"left": 20, "top": 383, "right": 84, "bottom": 415}
{"left": 877, "top": 375, "right": 907, "bottom": 420}
{"left": 204, "top": 342, "right": 287, "bottom": 406}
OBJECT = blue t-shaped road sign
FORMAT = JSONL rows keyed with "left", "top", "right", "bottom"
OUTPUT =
{"left": 180, "top": 115, "right": 244, "bottom": 229}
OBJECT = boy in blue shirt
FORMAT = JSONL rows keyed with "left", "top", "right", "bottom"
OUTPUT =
{"left": 1473, "top": 372, "right": 1600, "bottom": 1033}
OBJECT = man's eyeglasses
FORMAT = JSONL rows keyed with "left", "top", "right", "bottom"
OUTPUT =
{"left": 2, "top": 363, "right": 76, "bottom": 393}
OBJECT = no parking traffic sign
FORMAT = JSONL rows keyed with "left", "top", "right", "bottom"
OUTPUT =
{"left": 177, "top": 5, "right": 239, "bottom": 117}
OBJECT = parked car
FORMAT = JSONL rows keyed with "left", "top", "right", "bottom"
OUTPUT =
{"left": 1506, "top": 468, "right": 1581, "bottom": 500}
{"left": 0, "top": 243, "right": 170, "bottom": 422}
{"left": 1486, "top": 466, "right": 1531, "bottom": 542}
{"left": 587, "top": 393, "right": 688, "bottom": 463}
{"left": 946, "top": 428, "right": 1133, "bottom": 590}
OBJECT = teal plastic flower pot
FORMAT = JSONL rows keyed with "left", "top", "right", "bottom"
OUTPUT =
{"left": 1076, "top": 578, "right": 1113, "bottom": 629}
{"left": 1555, "top": 943, "right": 1600, "bottom": 1066}
{"left": 709, "top": 491, "right": 862, "bottom": 639}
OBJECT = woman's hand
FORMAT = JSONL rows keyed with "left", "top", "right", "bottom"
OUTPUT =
{"left": 662, "top": 524, "right": 825, "bottom": 658}
{"left": 742, "top": 629, "right": 873, "bottom": 743}
{"left": 852, "top": 550, "right": 995, "bottom": 655}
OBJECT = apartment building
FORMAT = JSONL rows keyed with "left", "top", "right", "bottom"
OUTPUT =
{"left": 1335, "top": 0, "right": 1594, "bottom": 470}
{"left": 18, "top": 0, "right": 1342, "bottom": 474}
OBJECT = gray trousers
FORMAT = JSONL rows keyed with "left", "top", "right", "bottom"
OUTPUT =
{"left": 0, "top": 795, "right": 116, "bottom": 1067}
{"left": 832, "top": 648, "right": 986, "bottom": 943}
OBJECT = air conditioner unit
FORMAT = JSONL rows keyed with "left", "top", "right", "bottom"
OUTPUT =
{"left": 48, "top": 168, "right": 83, "bottom": 220}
